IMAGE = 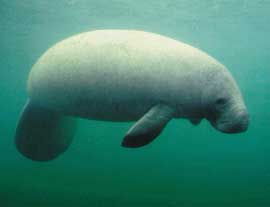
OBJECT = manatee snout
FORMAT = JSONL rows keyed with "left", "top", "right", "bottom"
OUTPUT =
{"left": 214, "top": 109, "right": 249, "bottom": 134}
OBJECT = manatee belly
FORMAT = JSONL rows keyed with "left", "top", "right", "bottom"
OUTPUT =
{"left": 28, "top": 61, "right": 172, "bottom": 121}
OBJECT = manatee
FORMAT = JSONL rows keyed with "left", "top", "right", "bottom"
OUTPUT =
{"left": 15, "top": 30, "right": 249, "bottom": 161}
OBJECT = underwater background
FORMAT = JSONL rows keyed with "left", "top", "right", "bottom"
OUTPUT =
{"left": 1, "top": 0, "right": 270, "bottom": 206}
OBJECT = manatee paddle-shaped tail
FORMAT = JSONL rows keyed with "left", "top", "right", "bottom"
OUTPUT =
{"left": 15, "top": 100, "right": 76, "bottom": 161}
{"left": 122, "top": 104, "right": 175, "bottom": 148}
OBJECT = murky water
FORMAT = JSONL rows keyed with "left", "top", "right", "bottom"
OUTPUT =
{"left": 1, "top": 0, "right": 270, "bottom": 206}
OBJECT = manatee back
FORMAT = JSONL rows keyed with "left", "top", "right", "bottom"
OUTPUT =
{"left": 27, "top": 30, "right": 224, "bottom": 119}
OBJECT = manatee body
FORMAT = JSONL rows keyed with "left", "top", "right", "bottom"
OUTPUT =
{"left": 15, "top": 30, "right": 249, "bottom": 161}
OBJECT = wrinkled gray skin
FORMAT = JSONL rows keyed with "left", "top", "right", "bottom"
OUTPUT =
{"left": 15, "top": 30, "right": 249, "bottom": 161}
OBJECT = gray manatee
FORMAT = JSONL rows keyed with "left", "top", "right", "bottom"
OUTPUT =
{"left": 15, "top": 30, "right": 249, "bottom": 161}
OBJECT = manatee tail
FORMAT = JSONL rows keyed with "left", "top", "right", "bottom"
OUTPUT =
{"left": 15, "top": 100, "right": 76, "bottom": 161}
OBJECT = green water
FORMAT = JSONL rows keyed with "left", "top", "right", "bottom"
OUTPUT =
{"left": 1, "top": 0, "right": 270, "bottom": 206}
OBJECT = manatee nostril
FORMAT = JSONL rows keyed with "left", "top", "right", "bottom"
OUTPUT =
{"left": 227, "top": 111, "right": 249, "bottom": 133}
{"left": 239, "top": 110, "right": 249, "bottom": 125}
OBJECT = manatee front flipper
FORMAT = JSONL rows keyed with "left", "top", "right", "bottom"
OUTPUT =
{"left": 15, "top": 100, "right": 76, "bottom": 161}
{"left": 122, "top": 104, "right": 175, "bottom": 148}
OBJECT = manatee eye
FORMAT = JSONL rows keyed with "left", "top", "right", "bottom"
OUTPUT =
{"left": 215, "top": 98, "right": 227, "bottom": 105}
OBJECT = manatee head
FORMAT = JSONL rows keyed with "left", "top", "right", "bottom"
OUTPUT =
{"left": 202, "top": 66, "right": 249, "bottom": 133}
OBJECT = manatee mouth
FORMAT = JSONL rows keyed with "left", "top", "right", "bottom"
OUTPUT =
{"left": 217, "top": 120, "right": 249, "bottom": 133}
{"left": 211, "top": 110, "right": 249, "bottom": 134}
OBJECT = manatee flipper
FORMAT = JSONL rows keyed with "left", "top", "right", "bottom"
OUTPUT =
{"left": 189, "top": 118, "right": 202, "bottom": 125}
{"left": 15, "top": 100, "right": 76, "bottom": 161}
{"left": 121, "top": 104, "right": 175, "bottom": 148}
